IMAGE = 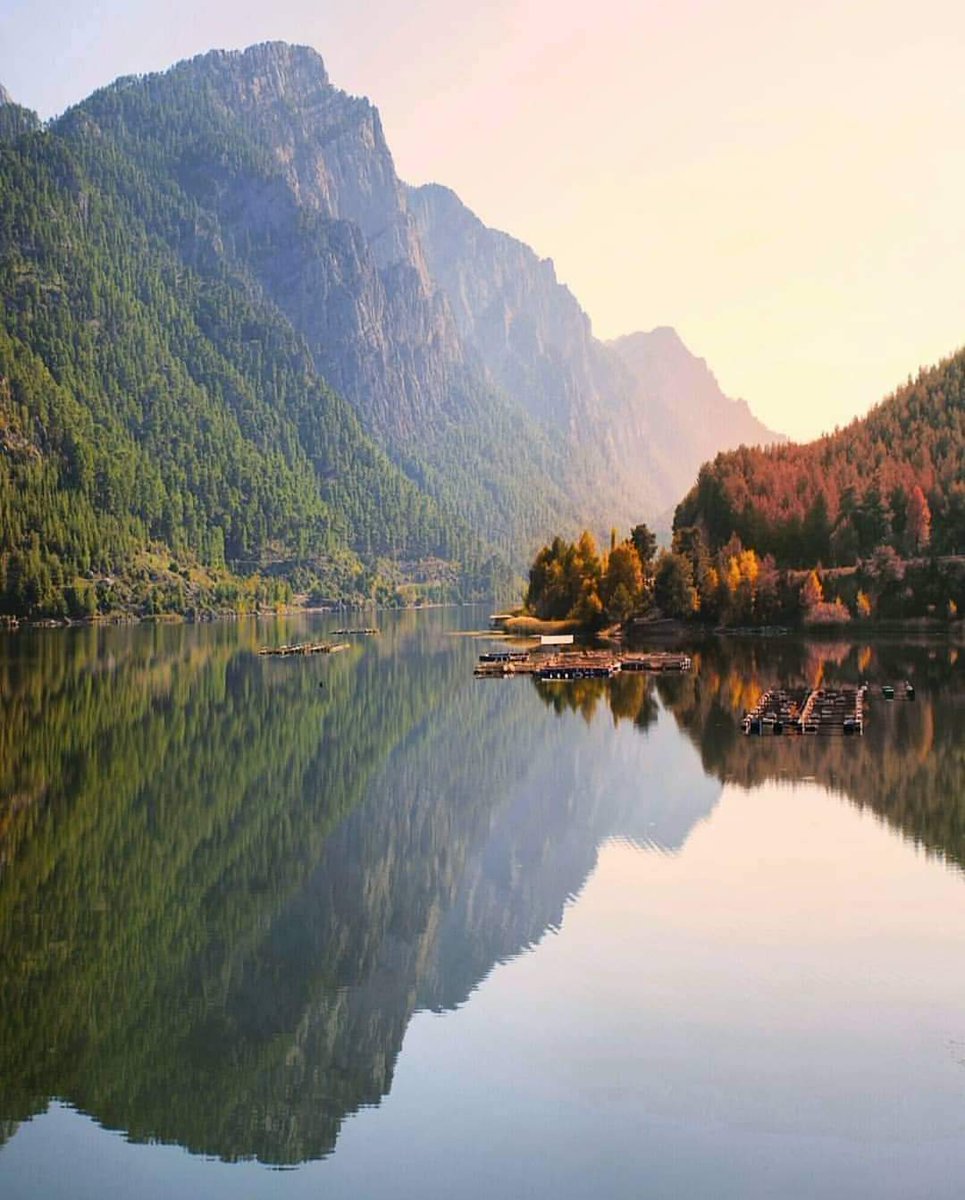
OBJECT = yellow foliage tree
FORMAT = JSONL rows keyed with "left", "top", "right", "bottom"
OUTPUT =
{"left": 800, "top": 569, "right": 824, "bottom": 611}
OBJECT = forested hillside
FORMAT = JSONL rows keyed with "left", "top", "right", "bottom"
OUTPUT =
{"left": 0, "top": 73, "right": 499, "bottom": 615}
{"left": 675, "top": 349, "right": 965, "bottom": 564}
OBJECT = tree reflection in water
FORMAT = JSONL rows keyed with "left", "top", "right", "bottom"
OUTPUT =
{"left": 0, "top": 621, "right": 961, "bottom": 1165}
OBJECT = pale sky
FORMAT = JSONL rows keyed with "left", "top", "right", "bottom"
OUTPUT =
{"left": 2, "top": 0, "right": 963, "bottom": 440}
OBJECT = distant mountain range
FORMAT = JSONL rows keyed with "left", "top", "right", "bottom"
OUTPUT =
{"left": 0, "top": 44, "right": 782, "bottom": 614}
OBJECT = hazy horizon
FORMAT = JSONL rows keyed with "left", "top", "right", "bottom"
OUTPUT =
{"left": 2, "top": 0, "right": 963, "bottom": 441}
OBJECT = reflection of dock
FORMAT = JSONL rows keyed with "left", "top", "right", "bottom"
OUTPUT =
{"left": 259, "top": 641, "right": 350, "bottom": 657}
{"left": 742, "top": 686, "right": 866, "bottom": 736}
{"left": 474, "top": 650, "right": 692, "bottom": 680}
{"left": 741, "top": 680, "right": 918, "bottom": 736}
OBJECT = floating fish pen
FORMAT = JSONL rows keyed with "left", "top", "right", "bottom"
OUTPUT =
{"left": 742, "top": 685, "right": 866, "bottom": 736}
{"left": 331, "top": 627, "right": 380, "bottom": 636}
{"left": 536, "top": 660, "right": 620, "bottom": 681}
{"left": 473, "top": 649, "right": 693, "bottom": 679}
{"left": 474, "top": 653, "right": 537, "bottom": 677}
{"left": 620, "top": 653, "right": 693, "bottom": 673}
{"left": 258, "top": 641, "right": 350, "bottom": 657}
{"left": 478, "top": 650, "right": 531, "bottom": 663}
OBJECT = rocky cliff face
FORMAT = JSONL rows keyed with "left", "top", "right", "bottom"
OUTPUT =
{"left": 410, "top": 181, "right": 783, "bottom": 526}
{"left": 409, "top": 182, "right": 611, "bottom": 431}
{"left": 105, "top": 45, "right": 467, "bottom": 441}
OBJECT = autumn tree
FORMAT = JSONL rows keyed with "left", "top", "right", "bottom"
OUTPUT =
{"left": 525, "top": 531, "right": 604, "bottom": 623}
{"left": 906, "top": 485, "right": 931, "bottom": 555}
{"left": 800, "top": 569, "right": 823, "bottom": 614}
{"left": 601, "top": 542, "right": 643, "bottom": 623}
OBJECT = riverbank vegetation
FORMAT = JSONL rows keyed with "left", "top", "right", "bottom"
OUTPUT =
{"left": 524, "top": 525, "right": 657, "bottom": 627}
{"left": 524, "top": 522, "right": 964, "bottom": 631}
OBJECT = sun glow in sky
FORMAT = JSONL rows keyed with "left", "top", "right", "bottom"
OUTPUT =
{"left": 2, "top": 0, "right": 963, "bottom": 439}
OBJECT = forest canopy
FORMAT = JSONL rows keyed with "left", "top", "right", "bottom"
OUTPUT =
{"left": 673, "top": 349, "right": 965, "bottom": 566}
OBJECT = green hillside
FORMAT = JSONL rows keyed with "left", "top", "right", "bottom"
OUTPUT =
{"left": 0, "top": 109, "right": 499, "bottom": 617}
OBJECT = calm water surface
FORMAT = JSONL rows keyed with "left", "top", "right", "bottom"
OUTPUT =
{"left": 0, "top": 611, "right": 963, "bottom": 1198}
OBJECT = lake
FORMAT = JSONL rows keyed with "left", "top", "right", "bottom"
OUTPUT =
{"left": 1, "top": 610, "right": 963, "bottom": 1198}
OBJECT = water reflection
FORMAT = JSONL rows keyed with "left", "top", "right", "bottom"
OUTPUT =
{"left": 0, "top": 620, "right": 961, "bottom": 1169}
{"left": 533, "top": 636, "right": 964, "bottom": 870}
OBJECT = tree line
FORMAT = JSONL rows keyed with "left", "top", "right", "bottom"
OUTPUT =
{"left": 526, "top": 521, "right": 964, "bottom": 628}
{"left": 674, "top": 349, "right": 965, "bottom": 566}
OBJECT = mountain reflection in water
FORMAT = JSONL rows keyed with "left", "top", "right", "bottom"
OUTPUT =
{"left": 0, "top": 615, "right": 961, "bottom": 1168}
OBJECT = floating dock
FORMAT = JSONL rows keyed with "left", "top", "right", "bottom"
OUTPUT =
{"left": 259, "top": 641, "right": 350, "bottom": 657}
{"left": 473, "top": 649, "right": 692, "bottom": 679}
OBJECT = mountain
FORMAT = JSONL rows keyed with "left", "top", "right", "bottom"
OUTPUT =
{"left": 0, "top": 42, "right": 782, "bottom": 617}
{"left": 608, "top": 326, "right": 783, "bottom": 501}
{"left": 409, "top": 183, "right": 663, "bottom": 521}
{"left": 59, "top": 46, "right": 578, "bottom": 553}
{"left": 674, "top": 347, "right": 965, "bottom": 564}
{"left": 410, "top": 183, "right": 783, "bottom": 526}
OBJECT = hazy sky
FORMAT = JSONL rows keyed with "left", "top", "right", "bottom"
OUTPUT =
{"left": 2, "top": 0, "right": 963, "bottom": 439}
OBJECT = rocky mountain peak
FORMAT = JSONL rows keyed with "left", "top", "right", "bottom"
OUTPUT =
{"left": 189, "top": 42, "right": 331, "bottom": 92}
{"left": 160, "top": 44, "right": 417, "bottom": 273}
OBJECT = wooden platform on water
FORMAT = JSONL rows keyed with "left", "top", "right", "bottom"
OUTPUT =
{"left": 258, "top": 641, "right": 350, "bottom": 657}
{"left": 473, "top": 649, "right": 692, "bottom": 680}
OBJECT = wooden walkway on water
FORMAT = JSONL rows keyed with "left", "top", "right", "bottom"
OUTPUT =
{"left": 474, "top": 649, "right": 692, "bottom": 680}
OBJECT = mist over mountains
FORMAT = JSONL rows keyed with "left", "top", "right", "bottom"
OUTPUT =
{"left": 0, "top": 43, "right": 781, "bottom": 614}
